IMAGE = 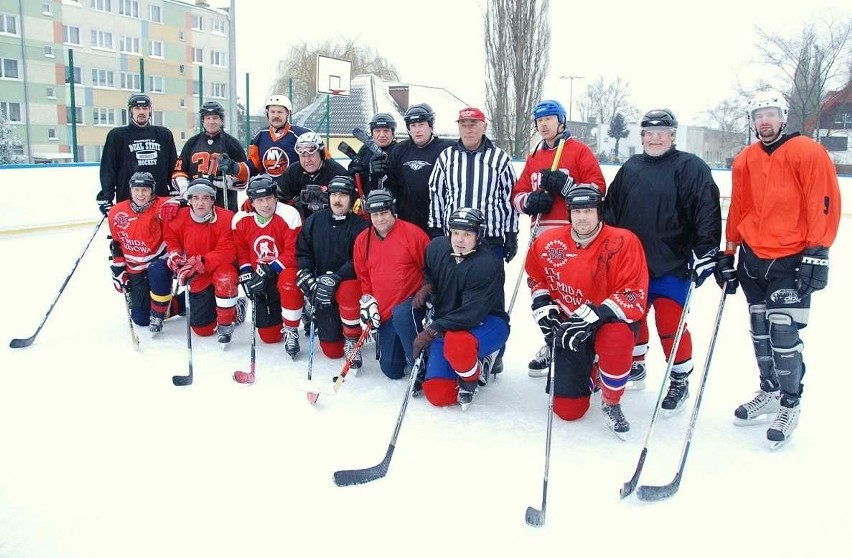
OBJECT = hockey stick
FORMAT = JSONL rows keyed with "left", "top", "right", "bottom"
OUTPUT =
{"left": 123, "top": 290, "right": 140, "bottom": 351}
{"left": 525, "top": 335, "right": 558, "bottom": 527}
{"left": 10, "top": 214, "right": 107, "bottom": 349}
{"left": 233, "top": 297, "right": 258, "bottom": 385}
{"left": 620, "top": 281, "right": 696, "bottom": 499}
{"left": 507, "top": 136, "right": 567, "bottom": 314}
{"left": 305, "top": 310, "right": 319, "bottom": 404}
{"left": 172, "top": 285, "right": 194, "bottom": 386}
{"left": 296, "top": 322, "right": 374, "bottom": 401}
{"left": 637, "top": 287, "right": 728, "bottom": 501}
{"left": 333, "top": 349, "right": 425, "bottom": 487}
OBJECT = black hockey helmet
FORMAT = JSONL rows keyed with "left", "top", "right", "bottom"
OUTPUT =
{"left": 246, "top": 174, "right": 277, "bottom": 200}
{"left": 186, "top": 177, "right": 216, "bottom": 198}
{"left": 564, "top": 184, "right": 603, "bottom": 223}
{"left": 403, "top": 103, "right": 435, "bottom": 127}
{"left": 128, "top": 93, "right": 152, "bottom": 108}
{"left": 364, "top": 189, "right": 396, "bottom": 214}
{"left": 200, "top": 100, "right": 225, "bottom": 119}
{"left": 369, "top": 112, "right": 397, "bottom": 132}
{"left": 448, "top": 207, "right": 486, "bottom": 241}
{"left": 641, "top": 108, "right": 678, "bottom": 129}
{"left": 327, "top": 175, "right": 357, "bottom": 198}
{"left": 129, "top": 171, "right": 156, "bottom": 190}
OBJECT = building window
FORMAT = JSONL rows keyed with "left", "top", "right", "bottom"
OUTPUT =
{"left": 178, "top": 30, "right": 185, "bottom": 41}
{"left": 1, "top": 58, "right": 20, "bottom": 79}
{"left": 191, "top": 80, "right": 199, "bottom": 96}
{"left": 48, "top": 128, "right": 58, "bottom": 140}
{"left": 44, "top": 45, "right": 54, "bottom": 58}
{"left": 179, "top": 98, "right": 186, "bottom": 108}
{"left": 833, "top": 111, "right": 852, "bottom": 129}
{"left": 120, "top": 109, "right": 127, "bottom": 125}
{"left": 148, "top": 75, "right": 164, "bottom": 93}
{"left": 149, "top": 40, "right": 163, "bottom": 58}
{"left": 120, "top": 72, "right": 141, "bottom": 90}
{"left": 210, "top": 51, "right": 226, "bottom": 67}
{"left": 0, "top": 13, "right": 19, "bottom": 35}
{"left": 178, "top": 64, "right": 185, "bottom": 74}
{"left": 180, "top": 131, "right": 186, "bottom": 140}
{"left": 63, "top": 25, "right": 81, "bottom": 45}
{"left": 66, "top": 106, "right": 84, "bottom": 125}
{"left": 91, "top": 30, "right": 114, "bottom": 50}
{"left": 119, "top": 36, "right": 140, "bottom": 54}
{"left": 151, "top": 111, "right": 164, "bottom": 126}
{"left": 211, "top": 82, "right": 226, "bottom": 98}
{"left": 192, "top": 48, "right": 203, "bottom": 64}
{"left": 67, "top": 67, "right": 82, "bottom": 84}
{"left": 46, "top": 86, "right": 56, "bottom": 99}
{"left": 191, "top": 15, "right": 204, "bottom": 31}
{"left": 212, "top": 19, "right": 226, "bottom": 35}
{"left": 90, "top": 0, "right": 112, "bottom": 13}
{"left": 93, "top": 107, "right": 116, "bottom": 126}
{"left": 42, "top": 2, "right": 53, "bottom": 15}
{"left": 149, "top": 4, "right": 162, "bottom": 23}
{"left": 91, "top": 69, "right": 115, "bottom": 88}
{"left": 118, "top": 0, "right": 139, "bottom": 18}
{"left": 0, "top": 101, "right": 22, "bottom": 122}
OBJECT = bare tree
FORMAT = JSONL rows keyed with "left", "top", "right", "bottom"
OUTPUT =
{"left": 754, "top": 16, "right": 852, "bottom": 137}
{"left": 484, "top": 0, "right": 550, "bottom": 158}
{"left": 270, "top": 38, "right": 400, "bottom": 113}
{"left": 575, "top": 76, "right": 637, "bottom": 125}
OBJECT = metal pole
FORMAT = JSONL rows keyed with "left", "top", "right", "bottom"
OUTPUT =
{"left": 228, "top": 0, "right": 237, "bottom": 133}
{"left": 67, "top": 49, "right": 78, "bottom": 162}
{"left": 245, "top": 72, "right": 251, "bottom": 146}
{"left": 559, "top": 75, "right": 584, "bottom": 122}
{"left": 139, "top": 58, "right": 145, "bottom": 92}
{"left": 198, "top": 65, "right": 204, "bottom": 132}
{"left": 325, "top": 94, "right": 330, "bottom": 146}
{"left": 18, "top": 0, "right": 33, "bottom": 162}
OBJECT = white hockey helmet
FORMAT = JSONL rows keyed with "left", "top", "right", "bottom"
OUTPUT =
{"left": 748, "top": 90, "right": 788, "bottom": 134}
{"left": 295, "top": 131, "right": 325, "bottom": 159}
{"left": 265, "top": 94, "right": 293, "bottom": 113}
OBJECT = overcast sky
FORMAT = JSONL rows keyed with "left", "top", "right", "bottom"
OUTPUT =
{"left": 228, "top": 0, "right": 849, "bottom": 126}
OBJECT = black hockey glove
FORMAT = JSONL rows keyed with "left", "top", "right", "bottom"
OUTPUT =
{"left": 503, "top": 232, "right": 519, "bottom": 263}
{"left": 218, "top": 153, "right": 240, "bottom": 176}
{"left": 96, "top": 191, "right": 113, "bottom": 216}
{"left": 713, "top": 252, "right": 738, "bottom": 294}
{"left": 238, "top": 268, "right": 254, "bottom": 298}
{"left": 296, "top": 268, "right": 317, "bottom": 300}
{"left": 247, "top": 263, "right": 276, "bottom": 297}
{"left": 348, "top": 158, "right": 367, "bottom": 178}
{"left": 314, "top": 272, "right": 341, "bottom": 307}
{"left": 523, "top": 191, "right": 554, "bottom": 215}
{"left": 369, "top": 154, "right": 389, "bottom": 177}
{"left": 539, "top": 169, "right": 574, "bottom": 196}
{"left": 691, "top": 247, "right": 718, "bottom": 287}
{"left": 553, "top": 303, "right": 614, "bottom": 351}
{"left": 796, "top": 247, "right": 829, "bottom": 297}
{"left": 531, "top": 295, "right": 562, "bottom": 338}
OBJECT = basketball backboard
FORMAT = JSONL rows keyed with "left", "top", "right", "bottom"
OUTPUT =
{"left": 316, "top": 55, "right": 352, "bottom": 96}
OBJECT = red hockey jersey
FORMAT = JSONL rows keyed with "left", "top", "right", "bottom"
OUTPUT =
{"left": 164, "top": 206, "right": 236, "bottom": 292}
{"left": 232, "top": 203, "right": 302, "bottom": 270}
{"left": 107, "top": 197, "right": 170, "bottom": 273}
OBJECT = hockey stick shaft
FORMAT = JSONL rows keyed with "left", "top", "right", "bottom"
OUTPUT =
{"left": 10, "top": 214, "right": 106, "bottom": 349}
{"left": 333, "top": 350, "right": 425, "bottom": 487}
{"left": 620, "top": 281, "right": 696, "bottom": 498}
{"left": 302, "top": 321, "right": 373, "bottom": 401}
{"left": 123, "top": 290, "right": 140, "bottom": 351}
{"left": 172, "top": 285, "right": 194, "bottom": 386}
{"left": 525, "top": 335, "right": 558, "bottom": 526}
{"left": 637, "top": 288, "right": 728, "bottom": 501}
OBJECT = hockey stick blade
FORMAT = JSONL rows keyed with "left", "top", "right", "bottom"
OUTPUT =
{"left": 294, "top": 378, "right": 337, "bottom": 396}
{"left": 172, "top": 373, "right": 192, "bottom": 386}
{"left": 333, "top": 445, "right": 394, "bottom": 487}
{"left": 9, "top": 336, "right": 35, "bottom": 349}
{"left": 620, "top": 448, "right": 647, "bottom": 499}
{"left": 636, "top": 473, "right": 682, "bottom": 502}
{"left": 525, "top": 506, "right": 545, "bottom": 527}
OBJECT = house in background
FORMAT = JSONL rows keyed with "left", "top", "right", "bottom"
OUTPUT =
{"left": 813, "top": 81, "right": 852, "bottom": 173}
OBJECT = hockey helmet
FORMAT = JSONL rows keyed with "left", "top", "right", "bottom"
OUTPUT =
{"left": 363, "top": 189, "right": 396, "bottom": 214}
{"left": 246, "top": 175, "right": 277, "bottom": 201}
{"left": 128, "top": 93, "right": 152, "bottom": 109}
{"left": 403, "top": 103, "right": 435, "bottom": 127}
{"left": 327, "top": 175, "right": 357, "bottom": 198}
{"left": 448, "top": 207, "right": 486, "bottom": 240}
{"left": 641, "top": 108, "right": 678, "bottom": 129}
{"left": 129, "top": 171, "right": 156, "bottom": 190}
{"left": 533, "top": 100, "right": 567, "bottom": 125}
{"left": 369, "top": 112, "right": 397, "bottom": 132}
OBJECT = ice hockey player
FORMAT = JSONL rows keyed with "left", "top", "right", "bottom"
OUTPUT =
{"left": 526, "top": 186, "right": 648, "bottom": 439}
{"left": 295, "top": 175, "right": 370, "bottom": 367}
{"left": 247, "top": 94, "right": 312, "bottom": 191}
{"left": 353, "top": 189, "right": 431, "bottom": 379}
{"left": 348, "top": 112, "right": 399, "bottom": 196}
{"left": 604, "top": 108, "right": 721, "bottom": 412}
{"left": 277, "top": 132, "right": 348, "bottom": 220}
{"left": 719, "top": 90, "right": 840, "bottom": 448}
{"left": 232, "top": 175, "right": 304, "bottom": 372}
{"left": 97, "top": 93, "right": 177, "bottom": 213}
{"left": 412, "top": 208, "right": 510, "bottom": 411}
{"left": 171, "top": 101, "right": 249, "bottom": 212}
{"left": 511, "top": 99, "right": 606, "bottom": 378}
{"left": 107, "top": 171, "right": 177, "bottom": 334}
{"left": 163, "top": 178, "right": 245, "bottom": 347}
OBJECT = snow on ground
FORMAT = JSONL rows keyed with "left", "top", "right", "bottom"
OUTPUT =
{"left": 1, "top": 215, "right": 851, "bottom": 558}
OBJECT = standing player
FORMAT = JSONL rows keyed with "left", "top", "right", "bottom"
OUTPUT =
{"left": 232, "top": 175, "right": 304, "bottom": 371}
{"left": 278, "top": 132, "right": 348, "bottom": 220}
{"left": 412, "top": 208, "right": 510, "bottom": 411}
{"left": 511, "top": 99, "right": 606, "bottom": 377}
{"left": 171, "top": 101, "right": 249, "bottom": 212}
{"left": 247, "top": 94, "right": 312, "bottom": 191}
{"left": 526, "top": 186, "right": 648, "bottom": 439}
{"left": 348, "top": 112, "right": 399, "bottom": 196}
{"left": 604, "top": 108, "right": 721, "bottom": 413}
{"left": 98, "top": 93, "right": 178, "bottom": 213}
{"left": 719, "top": 90, "right": 840, "bottom": 447}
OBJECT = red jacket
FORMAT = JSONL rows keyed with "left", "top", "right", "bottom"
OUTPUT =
{"left": 164, "top": 206, "right": 236, "bottom": 292}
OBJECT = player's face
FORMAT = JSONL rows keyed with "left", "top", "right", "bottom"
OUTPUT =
{"left": 451, "top": 229, "right": 477, "bottom": 254}
{"left": 570, "top": 207, "right": 599, "bottom": 236}
{"left": 130, "top": 186, "right": 154, "bottom": 205}
{"left": 189, "top": 194, "right": 215, "bottom": 216}
{"left": 370, "top": 209, "right": 395, "bottom": 235}
{"left": 130, "top": 105, "right": 151, "bottom": 126}
{"left": 752, "top": 107, "right": 784, "bottom": 143}
{"left": 535, "top": 115, "right": 560, "bottom": 143}
{"left": 372, "top": 127, "right": 394, "bottom": 148}
{"left": 202, "top": 114, "right": 223, "bottom": 135}
{"left": 298, "top": 149, "right": 322, "bottom": 173}
{"left": 407, "top": 121, "right": 432, "bottom": 147}
{"left": 329, "top": 192, "right": 351, "bottom": 216}
{"left": 641, "top": 128, "right": 675, "bottom": 157}
{"left": 458, "top": 119, "right": 486, "bottom": 150}
{"left": 266, "top": 105, "right": 289, "bottom": 129}
{"left": 251, "top": 193, "right": 277, "bottom": 218}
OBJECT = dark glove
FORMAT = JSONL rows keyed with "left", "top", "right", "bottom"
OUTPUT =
{"left": 412, "top": 283, "right": 434, "bottom": 309}
{"left": 218, "top": 153, "right": 240, "bottom": 176}
{"left": 96, "top": 191, "right": 113, "bottom": 216}
{"left": 167, "top": 251, "right": 186, "bottom": 273}
{"left": 296, "top": 268, "right": 316, "bottom": 300}
{"left": 110, "top": 264, "right": 128, "bottom": 293}
{"left": 553, "top": 303, "right": 610, "bottom": 351}
{"left": 713, "top": 252, "right": 738, "bottom": 294}
{"left": 413, "top": 326, "right": 439, "bottom": 355}
{"left": 241, "top": 197, "right": 255, "bottom": 213}
{"left": 796, "top": 247, "right": 829, "bottom": 297}
{"left": 177, "top": 255, "right": 205, "bottom": 285}
{"left": 314, "top": 272, "right": 340, "bottom": 307}
{"left": 238, "top": 268, "right": 254, "bottom": 298}
{"left": 503, "top": 232, "right": 518, "bottom": 263}
{"left": 369, "top": 154, "right": 389, "bottom": 177}
{"left": 539, "top": 169, "right": 574, "bottom": 196}
{"left": 427, "top": 227, "right": 444, "bottom": 239}
{"left": 158, "top": 197, "right": 185, "bottom": 222}
{"left": 523, "top": 190, "right": 554, "bottom": 215}
{"left": 691, "top": 247, "right": 718, "bottom": 287}
{"left": 247, "top": 263, "right": 276, "bottom": 297}
{"left": 348, "top": 159, "right": 367, "bottom": 177}
{"left": 531, "top": 295, "right": 562, "bottom": 337}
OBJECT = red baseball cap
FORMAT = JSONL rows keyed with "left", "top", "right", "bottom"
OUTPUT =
{"left": 456, "top": 107, "right": 486, "bottom": 122}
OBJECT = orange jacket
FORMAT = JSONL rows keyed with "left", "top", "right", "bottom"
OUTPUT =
{"left": 727, "top": 135, "right": 840, "bottom": 258}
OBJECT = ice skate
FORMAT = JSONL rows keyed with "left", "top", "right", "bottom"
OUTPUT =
{"left": 149, "top": 313, "right": 164, "bottom": 336}
{"left": 601, "top": 401, "right": 630, "bottom": 441}
{"left": 767, "top": 400, "right": 800, "bottom": 449}
{"left": 733, "top": 389, "right": 781, "bottom": 426}
{"left": 458, "top": 379, "right": 478, "bottom": 412}
{"left": 661, "top": 377, "right": 690, "bottom": 416}
{"left": 344, "top": 336, "right": 362, "bottom": 375}
{"left": 478, "top": 351, "right": 499, "bottom": 387}
{"left": 527, "top": 344, "right": 551, "bottom": 378}
{"left": 218, "top": 323, "right": 235, "bottom": 350}
{"left": 233, "top": 371, "right": 255, "bottom": 385}
{"left": 283, "top": 326, "right": 300, "bottom": 360}
{"left": 627, "top": 360, "right": 646, "bottom": 391}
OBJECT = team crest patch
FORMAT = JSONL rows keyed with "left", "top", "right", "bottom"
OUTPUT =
{"left": 263, "top": 147, "right": 290, "bottom": 176}
{"left": 113, "top": 211, "right": 132, "bottom": 230}
{"left": 770, "top": 288, "right": 801, "bottom": 304}
{"left": 253, "top": 235, "right": 279, "bottom": 263}
{"left": 542, "top": 239, "right": 570, "bottom": 268}
{"left": 403, "top": 160, "right": 431, "bottom": 171}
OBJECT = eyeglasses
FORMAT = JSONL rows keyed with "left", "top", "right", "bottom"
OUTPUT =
{"left": 295, "top": 144, "right": 319, "bottom": 156}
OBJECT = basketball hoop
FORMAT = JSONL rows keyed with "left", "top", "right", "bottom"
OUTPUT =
{"left": 316, "top": 55, "right": 352, "bottom": 96}
{"left": 330, "top": 89, "right": 347, "bottom": 96}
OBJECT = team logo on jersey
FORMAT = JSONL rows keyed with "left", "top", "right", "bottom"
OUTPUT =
{"left": 403, "top": 160, "right": 431, "bottom": 171}
{"left": 770, "top": 288, "right": 801, "bottom": 304}
{"left": 112, "top": 211, "right": 134, "bottom": 230}
{"left": 262, "top": 147, "right": 290, "bottom": 177}
{"left": 253, "top": 235, "right": 279, "bottom": 263}
{"left": 542, "top": 239, "right": 572, "bottom": 268}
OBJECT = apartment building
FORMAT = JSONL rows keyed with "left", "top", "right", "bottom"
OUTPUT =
{"left": 0, "top": 0, "right": 232, "bottom": 163}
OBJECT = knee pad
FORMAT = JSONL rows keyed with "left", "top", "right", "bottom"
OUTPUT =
{"left": 768, "top": 312, "right": 804, "bottom": 395}
{"left": 553, "top": 395, "right": 591, "bottom": 421}
{"left": 130, "top": 307, "right": 150, "bottom": 326}
{"left": 320, "top": 340, "right": 344, "bottom": 359}
{"left": 655, "top": 298, "right": 693, "bottom": 366}
{"left": 192, "top": 322, "right": 216, "bottom": 337}
{"left": 314, "top": 307, "right": 343, "bottom": 342}
{"left": 213, "top": 269, "right": 238, "bottom": 298}
{"left": 258, "top": 325, "right": 283, "bottom": 344}
{"left": 443, "top": 330, "right": 479, "bottom": 375}
{"left": 749, "top": 303, "right": 774, "bottom": 375}
{"left": 423, "top": 378, "right": 458, "bottom": 407}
